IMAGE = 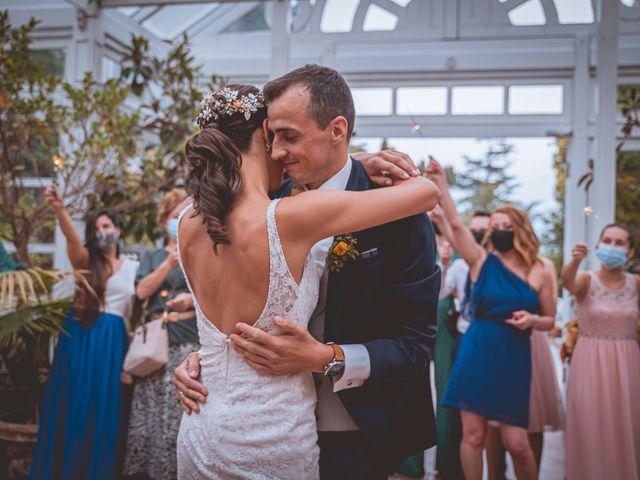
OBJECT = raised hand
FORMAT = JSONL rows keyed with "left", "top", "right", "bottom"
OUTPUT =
{"left": 425, "top": 155, "right": 447, "bottom": 188}
{"left": 354, "top": 149, "right": 420, "bottom": 187}
{"left": 570, "top": 243, "right": 589, "bottom": 263}
{"left": 44, "top": 185, "right": 63, "bottom": 210}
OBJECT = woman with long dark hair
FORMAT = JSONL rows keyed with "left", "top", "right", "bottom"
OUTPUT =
{"left": 427, "top": 158, "right": 556, "bottom": 480}
{"left": 30, "top": 187, "right": 138, "bottom": 480}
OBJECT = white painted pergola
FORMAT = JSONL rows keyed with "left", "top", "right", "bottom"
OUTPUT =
{"left": 5, "top": 0, "right": 640, "bottom": 292}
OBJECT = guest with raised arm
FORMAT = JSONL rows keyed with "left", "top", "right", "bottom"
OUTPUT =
{"left": 30, "top": 186, "right": 138, "bottom": 480}
{"left": 562, "top": 224, "right": 640, "bottom": 480}
{"left": 427, "top": 156, "right": 556, "bottom": 480}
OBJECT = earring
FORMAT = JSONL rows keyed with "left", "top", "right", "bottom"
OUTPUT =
{"left": 265, "top": 143, "right": 272, "bottom": 152}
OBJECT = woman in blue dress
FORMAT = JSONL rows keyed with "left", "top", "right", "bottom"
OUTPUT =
{"left": 29, "top": 186, "right": 138, "bottom": 480}
{"left": 427, "top": 158, "right": 556, "bottom": 480}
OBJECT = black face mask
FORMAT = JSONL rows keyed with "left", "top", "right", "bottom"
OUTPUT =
{"left": 472, "top": 230, "right": 487, "bottom": 245}
{"left": 490, "top": 230, "right": 515, "bottom": 252}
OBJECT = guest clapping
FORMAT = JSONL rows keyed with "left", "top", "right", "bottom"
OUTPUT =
{"left": 428, "top": 157, "right": 556, "bottom": 480}
{"left": 30, "top": 186, "right": 138, "bottom": 480}
{"left": 562, "top": 224, "right": 640, "bottom": 480}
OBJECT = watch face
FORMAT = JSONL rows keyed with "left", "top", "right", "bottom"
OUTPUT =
{"left": 325, "top": 362, "right": 345, "bottom": 377}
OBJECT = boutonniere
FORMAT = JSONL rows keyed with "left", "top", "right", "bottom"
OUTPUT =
{"left": 327, "top": 234, "right": 359, "bottom": 272}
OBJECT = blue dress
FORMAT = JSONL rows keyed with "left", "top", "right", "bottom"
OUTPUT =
{"left": 443, "top": 253, "right": 540, "bottom": 428}
{"left": 29, "top": 259, "right": 137, "bottom": 480}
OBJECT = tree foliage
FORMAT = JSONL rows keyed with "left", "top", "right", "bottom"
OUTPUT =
{"left": 448, "top": 140, "right": 524, "bottom": 215}
{"left": 0, "top": 13, "right": 225, "bottom": 264}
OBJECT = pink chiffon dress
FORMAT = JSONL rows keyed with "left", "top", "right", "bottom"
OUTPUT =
{"left": 566, "top": 272, "right": 640, "bottom": 480}
{"left": 528, "top": 330, "right": 564, "bottom": 432}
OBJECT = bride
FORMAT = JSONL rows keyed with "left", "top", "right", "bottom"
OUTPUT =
{"left": 175, "top": 84, "right": 440, "bottom": 479}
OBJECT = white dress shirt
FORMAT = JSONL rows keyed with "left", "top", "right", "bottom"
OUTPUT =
{"left": 303, "top": 157, "right": 371, "bottom": 431}
{"left": 440, "top": 258, "right": 471, "bottom": 333}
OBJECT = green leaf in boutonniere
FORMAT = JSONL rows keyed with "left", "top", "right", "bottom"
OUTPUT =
{"left": 327, "top": 234, "right": 359, "bottom": 272}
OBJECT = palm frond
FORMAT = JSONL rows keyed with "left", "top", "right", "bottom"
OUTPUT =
{"left": 0, "top": 268, "right": 96, "bottom": 311}
{"left": 0, "top": 299, "right": 73, "bottom": 349}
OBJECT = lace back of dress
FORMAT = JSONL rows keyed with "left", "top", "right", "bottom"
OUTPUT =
{"left": 259, "top": 199, "right": 304, "bottom": 332}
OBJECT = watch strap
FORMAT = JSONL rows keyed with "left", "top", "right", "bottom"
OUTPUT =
{"left": 327, "top": 342, "right": 345, "bottom": 362}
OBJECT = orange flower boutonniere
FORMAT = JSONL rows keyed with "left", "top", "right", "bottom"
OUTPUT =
{"left": 327, "top": 234, "right": 359, "bottom": 272}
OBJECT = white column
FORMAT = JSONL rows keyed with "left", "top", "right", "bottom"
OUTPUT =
{"left": 561, "top": 35, "right": 590, "bottom": 323}
{"left": 590, "top": 0, "right": 619, "bottom": 242}
{"left": 270, "top": 0, "right": 290, "bottom": 79}
{"left": 563, "top": 35, "right": 590, "bottom": 260}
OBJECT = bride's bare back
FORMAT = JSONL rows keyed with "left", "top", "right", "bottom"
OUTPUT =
{"left": 178, "top": 198, "right": 283, "bottom": 336}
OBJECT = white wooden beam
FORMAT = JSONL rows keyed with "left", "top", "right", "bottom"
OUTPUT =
{"left": 100, "top": 0, "right": 266, "bottom": 7}
{"left": 590, "top": 0, "right": 619, "bottom": 244}
{"left": 564, "top": 35, "right": 591, "bottom": 260}
{"left": 269, "top": 0, "right": 290, "bottom": 78}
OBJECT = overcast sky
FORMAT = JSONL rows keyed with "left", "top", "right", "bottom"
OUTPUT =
{"left": 353, "top": 136, "right": 558, "bottom": 236}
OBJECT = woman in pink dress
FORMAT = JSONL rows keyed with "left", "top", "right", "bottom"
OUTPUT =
{"left": 562, "top": 223, "right": 640, "bottom": 480}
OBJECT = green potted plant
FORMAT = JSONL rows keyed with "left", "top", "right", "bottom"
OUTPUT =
{"left": 0, "top": 243, "right": 92, "bottom": 479}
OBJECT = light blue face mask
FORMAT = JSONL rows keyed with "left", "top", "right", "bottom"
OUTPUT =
{"left": 167, "top": 219, "right": 179, "bottom": 240}
{"left": 595, "top": 244, "right": 628, "bottom": 270}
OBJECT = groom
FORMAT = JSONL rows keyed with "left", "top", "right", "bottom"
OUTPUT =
{"left": 173, "top": 64, "right": 440, "bottom": 479}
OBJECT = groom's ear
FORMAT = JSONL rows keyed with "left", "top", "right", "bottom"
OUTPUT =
{"left": 328, "top": 116, "right": 348, "bottom": 144}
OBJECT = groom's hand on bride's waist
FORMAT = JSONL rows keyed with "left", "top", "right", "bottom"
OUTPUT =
{"left": 230, "top": 316, "right": 334, "bottom": 376}
{"left": 173, "top": 352, "right": 207, "bottom": 415}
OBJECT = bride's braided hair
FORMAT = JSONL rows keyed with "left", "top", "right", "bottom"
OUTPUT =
{"left": 185, "top": 84, "right": 267, "bottom": 246}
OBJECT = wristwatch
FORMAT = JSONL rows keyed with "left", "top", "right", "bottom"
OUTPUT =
{"left": 322, "top": 342, "right": 345, "bottom": 377}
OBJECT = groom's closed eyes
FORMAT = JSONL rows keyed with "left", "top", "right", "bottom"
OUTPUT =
{"left": 271, "top": 127, "right": 302, "bottom": 144}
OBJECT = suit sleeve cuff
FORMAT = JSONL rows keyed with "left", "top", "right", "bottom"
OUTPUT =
{"left": 332, "top": 344, "right": 371, "bottom": 392}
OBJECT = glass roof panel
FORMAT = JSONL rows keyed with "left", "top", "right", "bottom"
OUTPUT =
{"left": 223, "top": 5, "right": 270, "bottom": 33}
{"left": 142, "top": 4, "right": 220, "bottom": 40}
{"left": 117, "top": 7, "right": 139, "bottom": 17}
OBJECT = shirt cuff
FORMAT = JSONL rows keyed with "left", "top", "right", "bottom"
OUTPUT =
{"left": 332, "top": 344, "right": 371, "bottom": 392}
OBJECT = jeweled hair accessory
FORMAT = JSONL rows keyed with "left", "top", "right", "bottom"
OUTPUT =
{"left": 196, "top": 87, "right": 265, "bottom": 129}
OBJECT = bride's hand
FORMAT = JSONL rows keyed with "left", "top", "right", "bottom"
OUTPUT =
{"left": 354, "top": 150, "right": 420, "bottom": 187}
{"left": 230, "top": 316, "right": 334, "bottom": 375}
{"left": 172, "top": 352, "right": 208, "bottom": 414}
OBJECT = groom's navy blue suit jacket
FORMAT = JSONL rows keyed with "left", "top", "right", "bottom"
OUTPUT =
{"left": 280, "top": 158, "right": 440, "bottom": 466}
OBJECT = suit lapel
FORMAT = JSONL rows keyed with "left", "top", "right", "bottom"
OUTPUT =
{"left": 325, "top": 159, "right": 371, "bottom": 340}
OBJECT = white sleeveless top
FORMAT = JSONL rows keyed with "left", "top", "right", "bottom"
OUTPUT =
{"left": 176, "top": 199, "right": 321, "bottom": 479}
{"left": 103, "top": 258, "right": 138, "bottom": 321}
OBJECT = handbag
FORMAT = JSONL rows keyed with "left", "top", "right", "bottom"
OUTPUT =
{"left": 123, "top": 317, "right": 169, "bottom": 377}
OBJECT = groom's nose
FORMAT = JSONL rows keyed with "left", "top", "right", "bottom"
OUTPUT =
{"left": 270, "top": 139, "right": 286, "bottom": 161}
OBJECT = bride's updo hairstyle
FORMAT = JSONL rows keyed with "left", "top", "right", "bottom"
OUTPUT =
{"left": 185, "top": 84, "right": 266, "bottom": 246}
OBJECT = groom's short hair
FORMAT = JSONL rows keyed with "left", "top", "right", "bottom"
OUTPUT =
{"left": 263, "top": 64, "right": 355, "bottom": 139}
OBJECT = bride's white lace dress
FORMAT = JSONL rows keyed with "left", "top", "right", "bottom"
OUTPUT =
{"left": 176, "top": 199, "right": 321, "bottom": 479}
